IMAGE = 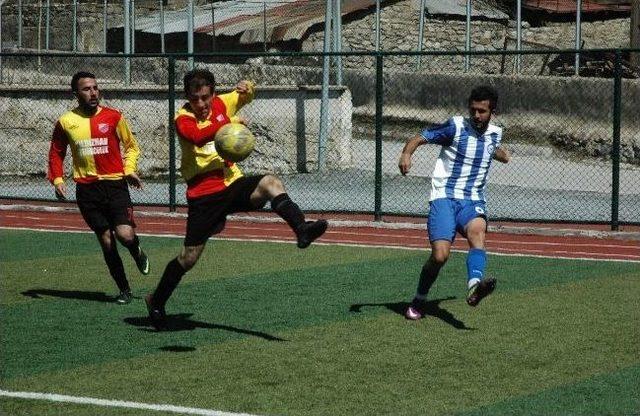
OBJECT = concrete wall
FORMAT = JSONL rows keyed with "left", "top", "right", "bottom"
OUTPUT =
{"left": 0, "top": 85, "right": 353, "bottom": 177}
{"left": 346, "top": 68, "right": 640, "bottom": 164}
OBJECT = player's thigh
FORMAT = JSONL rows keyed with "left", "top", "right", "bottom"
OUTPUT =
{"left": 248, "top": 174, "right": 280, "bottom": 208}
{"left": 184, "top": 192, "right": 229, "bottom": 247}
{"left": 427, "top": 198, "right": 457, "bottom": 243}
{"left": 76, "top": 182, "right": 110, "bottom": 232}
{"left": 456, "top": 201, "right": 488, "bottom": 242}
{"left": 105, "top": 180, "right": 136, "bottom": 228}
{"left": 226, "top": 175, "right": 266, "bottom": 211}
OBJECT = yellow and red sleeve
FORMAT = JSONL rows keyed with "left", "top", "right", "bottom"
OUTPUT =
{"left": 115, "top": 116, "right": 140, "bottom": 175}
{"left": 175, "top": 112, "right": 229, "bottom": 147}
{"left": 48, "top": 121, "right": 68, "bottom": 185}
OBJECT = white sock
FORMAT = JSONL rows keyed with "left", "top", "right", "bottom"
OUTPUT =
{"left": 467, "top": 278, "right": 481, "bottom": 289}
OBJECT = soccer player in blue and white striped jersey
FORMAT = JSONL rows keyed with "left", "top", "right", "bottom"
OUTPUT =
{"left": 398, "top": 86, "right": 511, "bottom": 320}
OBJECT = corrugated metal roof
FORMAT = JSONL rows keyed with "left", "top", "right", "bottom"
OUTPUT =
{"left": 127, "top": 0, "right": 380, "bottom": 43}
{"left": 523, "top": 0, "right": 630, "bottom": 13}
{"left": 422, "top": 0, "right": 509, "bottom": 20}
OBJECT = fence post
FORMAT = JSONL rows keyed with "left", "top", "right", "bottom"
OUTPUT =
{"left": 45, "top": 0, "right": 50, "bottom": 50}
{"left": 17, "top": 0, "right": 22, "bottom": 48}
{"left": 168, "top": 57, "right": 177, "bottom": 212}
{"left": 72, "top": 0, "right": 77, "bottom": 52}
{"left": 374, "top": 53, "right": 383, "bottom": 221}
{"left": 610, "top": 50, "right": 621, "bottom": 231}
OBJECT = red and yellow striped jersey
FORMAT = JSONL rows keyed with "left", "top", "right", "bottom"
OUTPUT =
{"left": 48, "top": 106, "right": 140, "bottom": 185}
{"left": 176, "top": 83, "right": 255, "bottom": 200}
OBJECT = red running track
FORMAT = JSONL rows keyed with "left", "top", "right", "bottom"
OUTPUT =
{"left": 1, "top": 209, "right": 638, "bottom": 262}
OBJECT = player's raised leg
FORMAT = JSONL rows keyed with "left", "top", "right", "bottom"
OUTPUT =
{"left": 464, "top": 217, "right": 496, "bottom": 307}
{"left": 251, "top": 175, "right": 327, "bottom": 248}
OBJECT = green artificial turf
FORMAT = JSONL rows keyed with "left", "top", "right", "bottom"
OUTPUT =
{"left": 1, "top": 229, "right": 638, "bottom": 416}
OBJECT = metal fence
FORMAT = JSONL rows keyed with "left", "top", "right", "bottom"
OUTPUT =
{"left": 0, "top": 49, "right": 638, "bottom": 228}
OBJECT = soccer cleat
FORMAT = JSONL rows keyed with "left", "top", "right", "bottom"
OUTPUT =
{"left": 405, "top": 298, "right": 426, "bottom": 320}
{"left": 145, "top": 294, "right": 168, "bottom": 331}
{"left": 466, "top": 277, "right": 497, "bottom": 307}
{"left": 135, "top": 248, "right": 150, "bottom": 275}
{"left": 296, "top": 219, "right": 328, "bottom": 249}
{"left": 115, "top": 290, "right": 132, "bottom": 305}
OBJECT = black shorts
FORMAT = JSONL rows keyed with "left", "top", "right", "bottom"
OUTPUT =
{"left": 184, "top": 175, "right": 265, "bottom": 246}
{"left": 76, "top": 179, "right": 135, "bottom": 232}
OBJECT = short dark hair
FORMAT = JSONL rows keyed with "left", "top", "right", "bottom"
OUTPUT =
{"left": 468, "top": 85, "right": 498, "bottom": 110}
{"left": 183, "top": 69, "right": 216, "bottom": 96}
{"left": 71, "top": 71, "right": 96, "bottom": 92}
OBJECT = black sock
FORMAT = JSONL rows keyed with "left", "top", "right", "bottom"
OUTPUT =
{"left": 122, "top": 235, "right": 141, "bottom": 260}
{"left": 103, "top": 248, "right": 130, "bottom": 292}
{"left": 152, "top": 258, "right": 186, "bottom": 308}
{"left": 271, "top": 193, "right": 305, "bottom": 232}
{"left": 416, "top": 261, "right": 441, "bottom": 298}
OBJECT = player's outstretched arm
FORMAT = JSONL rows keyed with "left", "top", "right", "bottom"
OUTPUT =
{"left": 493, "top": 146, "right": 511, "bottom": 163}
{"left": 398, "top": 135, "right": 426, "bottom": 176}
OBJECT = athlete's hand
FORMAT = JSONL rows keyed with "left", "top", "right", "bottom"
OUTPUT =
{"left": 126, "top": 173, "right": 143, "bottom": 190}
{"left": 54, "top": 182, "right": 67, "bottom": 200}
{"left": 398, "top": 153, "right": 412, "bottom": 176}
{"left": 235, "top": 80, "right": 252, "bottom": 95}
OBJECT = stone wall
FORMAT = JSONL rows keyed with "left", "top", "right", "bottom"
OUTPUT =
{"left": 0, "top": 85, "right": 353, "bottom": 177}
{"left": 2, "top": 0, "right": 632, "bottom": 62}
{"left": 303, "top": 0, "right": 633, "bottom": 74}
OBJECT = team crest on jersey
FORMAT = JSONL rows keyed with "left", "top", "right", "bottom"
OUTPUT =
{"left": 98, "top": 123, "right": 110, "bottom": 134}
{"left": 215, "top": 114, "right": 226, "bottom": 122}
{"left": 485, "top": 143, "right": 495, "bottom": 157}
{"left": 475, "top": 206, "right": 485, "bottom": 215}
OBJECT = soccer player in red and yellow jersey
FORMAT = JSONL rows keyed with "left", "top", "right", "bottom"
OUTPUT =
{"left": 47, "top": 71, "right": 150, "bottom": 305}
{"left": 145, "top": 68, "right": 327, "bottom": 330}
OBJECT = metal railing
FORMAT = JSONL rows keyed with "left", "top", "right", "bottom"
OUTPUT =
{"left": 0, "top": 48, "right": 638, "bottom": 229}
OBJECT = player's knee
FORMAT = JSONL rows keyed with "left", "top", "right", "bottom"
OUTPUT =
{"left": 431, "top": 249, "right": 450, "bottom": 265}
{"left": 178, "top": 251, "right": 198, "bottom": 271}
{"left": 260, "top": 175, "right": 285, "bottom": 195}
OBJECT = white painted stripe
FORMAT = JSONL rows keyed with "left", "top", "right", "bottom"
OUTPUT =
{"left": 1, "top": 226, "right": 638, "bottom": 263}
{"left": 0, "top": 389, "right": 259, "bottom": 416}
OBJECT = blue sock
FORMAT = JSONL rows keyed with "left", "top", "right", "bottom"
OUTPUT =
{"left": 466, "top": 248, "right": 486, "bottom": 286}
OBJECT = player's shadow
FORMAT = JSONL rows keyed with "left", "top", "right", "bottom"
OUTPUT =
{"left": 21, "top": 288, "right": 119, "bottom": 303}
{"left": 123, "top": 313, "right": 286, "bottom": 341}
{"left": 349, "top": 297, "right": 474, "bottom": 330}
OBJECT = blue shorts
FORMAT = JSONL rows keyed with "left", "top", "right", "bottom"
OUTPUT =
{"left": 427, "top": 198, "right": 487, "bottom": 243}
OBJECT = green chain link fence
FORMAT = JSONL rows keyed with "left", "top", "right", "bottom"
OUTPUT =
{"left": 0, "top": 49, "right": 638, "bottom": 228}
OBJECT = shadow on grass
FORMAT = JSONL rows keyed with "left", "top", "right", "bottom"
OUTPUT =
{"left": 159, "top": 345, "right": 197, "bottom": 353}
{"left": 21, "top": 288, "right": 118, "bottom": 303}
{"left": 124, "top": 313, "right": 287, "bottom": 341}
{"left": 349, "top": 296, "right": 475, "bottom": 330}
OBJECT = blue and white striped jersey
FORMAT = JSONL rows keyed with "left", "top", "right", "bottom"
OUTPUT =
{"left": 420, "top": 116, "right": 502, "bottom": 202}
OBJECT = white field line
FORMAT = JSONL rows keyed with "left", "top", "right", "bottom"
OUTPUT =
{"left": 2, "top": 226, "right": 639, "bottom": 263}
{"left": 0, "top": 389, "right": 258, "bottom": 416}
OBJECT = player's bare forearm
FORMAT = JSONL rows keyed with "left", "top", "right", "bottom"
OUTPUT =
{"left": 398, "top": 135, "right": 425, "bottom": 176}
{"left": 493, "top": 146, "right": 511, "bottom": 163}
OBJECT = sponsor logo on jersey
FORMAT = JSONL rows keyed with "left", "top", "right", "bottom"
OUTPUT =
{"left": 77, "top": 138, "right": 110, "bottom": 156}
